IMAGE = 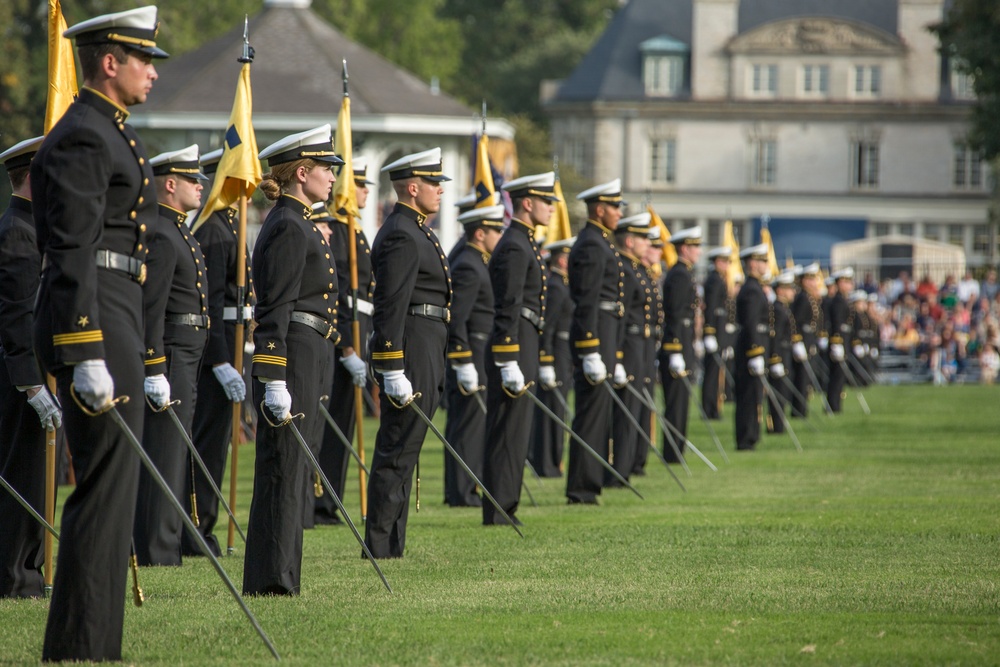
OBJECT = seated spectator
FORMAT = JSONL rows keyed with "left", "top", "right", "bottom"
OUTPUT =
{"left": 957, "top": 270, "right": 980, "bottom": 304}
{"left": 939, "top": 325, "right": 964, "bottom": 381}
{"left": 981, "top": 269, "right": 999, "bottom": 303}
{"left": 890, "top": 270, "right": 912, "bottom": 301}
{"left": 862, "top": 271, "right": 878, "bottom": 295}
{"left": 939, "top": 275, "right": 959, "bottom": 310}
{"left": 980, "top": 343, "right": 999, "bottom": 384}
{"left": 893, "top": 315, "right": 921, "bottom": 352}
{"left": 916, "top": 274, "right": 938, "bottom": 302}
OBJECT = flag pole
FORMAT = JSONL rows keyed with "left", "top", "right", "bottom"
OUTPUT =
{"left": 343, "top": 60, "right": 369, "bottom": 520}
{"left": 228, "top": 16, "right": 253, "bottom": 555}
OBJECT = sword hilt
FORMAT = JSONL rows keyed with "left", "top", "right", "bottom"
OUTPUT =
{"left": 129, "top": 553, "right": 145, "bottom": 607}
{"left": 314, "top": 472, "right": 324, "bottom": 498}
{"left": 385, "top": 391, "right": 421, "bottom": 410}
{"left": 69, "top": 383, "right": 129, "bottom": 417}
{"left": 457, "top": 383, "right": 486, "bottom": 397}
{"left": 190, "top": 493, "right": 200, "bottom": 527}
{"left": 501, "top": 380, "right": 535, "bottom": 399}
{"left": 145, "top": 395, "right": 181, "bottom": 413}
{"left": 257, "top": 401, "right": 304, "bottom": 428}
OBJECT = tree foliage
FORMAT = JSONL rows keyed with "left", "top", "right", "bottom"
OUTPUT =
{"left": 934, "top": 0, "right": 1000, "bottom": 159}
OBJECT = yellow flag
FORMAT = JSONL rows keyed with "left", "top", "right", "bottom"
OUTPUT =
{"left": 473, "top": 133, "right": 495, "bottom": 208}
{"left": 331, "top": 95, "right": 358, "bottom": 222}
{"left": 648, "top": 205, "right": 677, "bottom": 269}
{"left": 723, "top": 220, "right": 744, "bottom": 291}
{"left": 539, "top": 177, "right": 572, "bottom": 246}
{"left": 44, "top": 0, "right": 78, "bottom": 132}
{"left": 194, "top": 63, "right": 262, "bottom": 230}
{"left": 760, "top": 226, "right": 780, "bottom": 280}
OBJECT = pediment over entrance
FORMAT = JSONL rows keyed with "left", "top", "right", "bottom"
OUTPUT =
{"left": 728, "top": 17, "right": 904, "bottom": 56}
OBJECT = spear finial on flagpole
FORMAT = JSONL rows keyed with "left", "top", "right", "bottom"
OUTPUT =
{"left": 239, "top": 15, "right": 254, "bottom": 63}
{"left": 343, "top": 59, "right": 349, "bottom": 98}
{"left": 482, "top": 100, "right": 487, "bottom": 136}
{"left": 553, "top": 153, "right": 559, "bottom": 180}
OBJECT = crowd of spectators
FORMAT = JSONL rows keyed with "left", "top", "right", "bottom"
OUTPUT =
{"left": 868, "top": 268, "right": 1000, "bottom": 384}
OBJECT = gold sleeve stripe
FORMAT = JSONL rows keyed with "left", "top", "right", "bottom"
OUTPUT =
{"left": 791, "top": 334, "right": 803, "bottom": 342}
{"left": 144, "top": 356, "right": 166, "bottom": 366}
{"left": 372, "top": 351, "right": 404, "bottom": 360}
{"left": 704, "top": 327, "right": 716, "bottom": 334}
{"left": 539, "top": 355, "right": 555, "bottom": 363}
{"left": 830, "top": 336, "right": 843, "bottom": 344}
{"left": 252, "top": 354, "right": 287, "bottom": 366}
{"left": 53, "top": 331, "right": 104, "bottom": 345}
{"left": 615, "top": 351, "right": 624, "bottom": 359}
{"left": 661, "top": 342, "right": 682, "bottom": 352}
{"left": 492, "top": 344, "right": 520, "bottom": 353}
{"left": 769, "top": 355, "right": 782, "bottom": 364}
{"left": 575, "top": 339, "right": 600, "bottom": 348}
{"left": 747, "top": 346, "right": 765, "bottom": 358}
{"left": 447, "top": 351, "right": 473, "bottom": 359}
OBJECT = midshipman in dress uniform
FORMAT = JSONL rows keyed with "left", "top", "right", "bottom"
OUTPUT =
{"left": 790, "top": 263, "right": 823, "bottom": 418}
{"left": 765, "top": 270, "right": 795, "bottom": 434}
{"left": 32, "top": 7, "right": 168, "bottom": 660}
{"left": 701, "top": 247, "right": 731, "bottom": 419}
{"left": 827, "top": 268, "right": 854, "bottom": 412}
{"left": 734, "top": 244, "right": 770, "bottom": 451}
{"left": 365, "top": 148, "right": 452, "bottom": 558}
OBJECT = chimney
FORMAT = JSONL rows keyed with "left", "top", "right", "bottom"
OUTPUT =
{"left": 898, "top": 0, "right": 944, "bottom": 101}
{"left": 691, "top": 0, "right": 739, "bottom": 100}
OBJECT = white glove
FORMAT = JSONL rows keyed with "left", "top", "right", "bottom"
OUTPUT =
{"left": 770, "top": 362, "right": 785, "bottom": 378}
{"left": 693, "top": 339, "right": 704, "bottom": 359}
{"left": 792, "top": 341, "right": 808, "bottom": 362}
{"left": 72, "top": 359, "right": 114, "bottom": 411}
{"left": 25, "top": 387, "right": 62, "bottom": 430}
{"left": 853, "top": 344, "right": 865, "bottom": 358}
{"left": 582, "top": 352, "right": 607, "bottom": 384}
{"left": 144, "top": 374, "right": 171, "bottom": 408}
{"left": 863, "top": 343, "right": 870, "bottom": 355}
{"left": 669, "top": 353, "right": 685, "bottom": 375}
{"left": 454, "top": 362, "right": 479, "bottom": 393}
{"left": 340, "top": 352, "right": 368, "bottom": 388}
{"left": 748, "top": 356, "right": 766, "bottom": 377}
{"left": 381, "top": 369, "right": 413, "bottom": 404}
{"left": 830, "top": 343, "right": 845, "bottom": 362}
{"left": 499, "top": 361, "right": 525, "bottom": 393}
{"left": 613, "top": 363, "right": 628, "bottom": 386}
{"left": 263, "top": 380, "right": 292, "bottom": 420}
{"left": 870, "top": 348, "right": 879, "bottom": 360}
{"left": 538, "top": 365, "right": 557, "bottom": 390}
{"left": 723, "top": 347, "right": 734, "bottom": 361}
{"left": 818, "top": 337, "right": 829, "bottom": 351}
{"left": 704, "top": 335, "right": 718, "bottom": 354}
{"left": 212, "top": 362, "right": 246, "bottom": 402}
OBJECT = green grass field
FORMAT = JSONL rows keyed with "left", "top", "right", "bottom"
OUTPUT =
{"left": 2, "top": 385, "right": 999, "bottom": 665}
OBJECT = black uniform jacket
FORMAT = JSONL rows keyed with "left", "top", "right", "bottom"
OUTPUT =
{"left": 828, "top": 293, "right": 851, "bottom": 346}
{"left": 32, "top": 87, "right": 158, "bottom": 370}
{"left": 489, "top": 219, "right": 545, "bottom": 364}
{"left": 661, "top": 258, "right": 698, "bottom": 367}
{"left": 370, "top": 202, "right": 452, "bottom": 373}
{"left": 448, "top": 244, "right": 493, "bottom": 363}
{"left": 251, "top": 195, "right": 339, "bottom": 380}
{"left": 703, "top": 269, "right": 727, "bottom": 341}
{"left": 142, "top": 204, "right": 209, "bottom": 373}
{"left": 539, "top": 267, "right": 572, "bottom": 366}
{"left": 331, "top": 215, "right": 374, "bottom": 348}
{"left": 569, "top": 220, "right": 624, "bottom": 359}
{"left": 0, "top": 196, "right": 43, "bottom": 386}
{"left": 769, "top": 298, "right": 792, "bottom": 366}
{"left": 791, "top": 289, "right": 823, "bottom": 351}
{"left": 736, "top": 276, "right": 768, "bottom": 359}
{"left": 195, "top": 207, "right": 254, "bottom": 367}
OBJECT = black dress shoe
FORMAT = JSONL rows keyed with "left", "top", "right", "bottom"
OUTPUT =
{"left": 314, "top": 513, "right": 343, "bottom": 526}
{"left": 567, "top": 497, "right": 599, "bottom": 505}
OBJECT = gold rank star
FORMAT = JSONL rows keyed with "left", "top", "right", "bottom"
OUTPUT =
{"left": 77, "top": 315, "right": 89, "bottom": 327}
{"left": 147, "top": 348, "right": 154, "bottom": 356}
{"left": 385, "top": 341, "right": 393, "bottom": 348}
{"left": 504, "top": 336, "right": 511, "bottom": 343}
{"left": 267, "top": 341, "right": 276, "bottom": 350}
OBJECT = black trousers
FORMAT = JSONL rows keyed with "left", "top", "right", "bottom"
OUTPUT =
{"left": 40, "top": 276, "right": 144, "bottom": 663}
{"left": 607, "top": 334, "right": 645, "bottom": 486}
{"left": 243, "top": 324, "right": 331, "bottom": 595}
{"left": 734, "top": 357, "right": 763, "bottom": 450}
{"left": 315, "top": 345, "right": 357, "bottom": 521}
{"left": 443, "top": 338, "right": 486, "bottom": 507}
{"left": 790, "top": 358, "right": 810, "bottom": 418}
{"left": 0, "top": 358, "right": 47, "bottom": 598}
{"left": 483, "top": 320, "right": 539, "bottom": 524}
{"left": 660, "top": 365, "right": 690, "bottom": 462}
{"left": 828, "top": 358, "right": 845, "bottom": 413}
{"left": 633, "top": 374, "right": 654, "bottom": 475}
{"left": 701, "top": 351, "right": 725, "bottom": 419}
{"left": 134, "top": 324, "right": 206, "bottom": 566}
{"left": 364, "top": 315, "right": 446, "bottom": 558}
{"left": 183, "top": 322, "right": 237, "bottom": 557}
{"left": 529, "top": 381, "right": 570, "bottom": 477}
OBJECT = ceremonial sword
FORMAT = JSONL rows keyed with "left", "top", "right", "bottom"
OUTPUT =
{"left": 676, "top": 372, "right": 730, "bottom": 464}
{"left": 757, "top": 375, "right": 803, "bottom": 452}
{"left": 318, "top": 396, "right": 371, "bottom": 475}
{"left": 602, "top": 380, "right": 685, "bottom": 491}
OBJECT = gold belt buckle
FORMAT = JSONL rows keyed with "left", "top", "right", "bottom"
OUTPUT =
{"left": 325, "top": 324, "right": 334, "bottom": 339}
{"left": 138, "top": 263, "right": 147, "bottom": 285}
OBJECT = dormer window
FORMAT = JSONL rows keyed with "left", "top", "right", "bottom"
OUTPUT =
{"left": 640, "top": 35, "right": 689, "bottom": 98}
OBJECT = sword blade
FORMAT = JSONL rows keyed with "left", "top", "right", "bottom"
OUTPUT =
{"left": 0, "top": 473, "right": 59, "bottom": 540}
{"left": 403, "top": 397, "right": 525, "bottom": 537}
{"left": 283, "top": 417, "right": 392, "bottom": 591}
{"left": 778, "top": 376, "right": 820, "bottom": 432}
{"left": 605, "top": 381, "right": 685, "bottom": 491}
{"left": 643, "top": 387, "right": 717, "bottom": 472}
{"left": 317, "top": 400, "right": 372, "bottom": 475}
{"left": 522, "top": 388, "right": 644, "bottom": 499}
{"left": 105, "top": 404, "right": 280, "bottom": 660}
{"left": 839, "top": 360, "right": 871, "bottom": 415}
{"left": 678, "top": 373, "right": 730, "bottom": 464}
{"left": 758, "top": 376, "right": 803, "bottom": 452}
{"left": 165, "top": 405, "right": 246, "bottom": 542}
{"left": 638, "top": 386, "right": 692, "bottom": 477}
{"left": 803, "top": 358, "right": 834, "bottom": 415}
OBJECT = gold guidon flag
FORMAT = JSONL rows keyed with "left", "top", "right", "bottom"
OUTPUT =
{"left": 332, "top": 93, "right": 357, "bottom": 222}
{"left": 760, "top": 225, "right": 780, "bottom": 281}
{"left": 194, "top": 63, "right": 262, "bottom": 230}
{"left": 538, "top": 177, "right": 572, "bottom": 246}
{"left": 648, "top": 204, "right": 678, "bottom": 269}
{"left": 472, "top": 132, "right": 495, "bottom": 208}
{"left": 44, "top": 0, "right": 78, "bottom": 132}
{"left": 723, "top": 220, "right": 744, "bottom": 291}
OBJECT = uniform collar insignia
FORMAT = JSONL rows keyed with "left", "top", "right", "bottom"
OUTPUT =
{"left": 9, "top": 195, "right": 32, "bottom": 213}
{"left": 279, "top": 194, "right": 312, "bottom": 217}
{"left": 79, "top": 87, "right": 130, "bottom": 121}
{"left": 395, "top": 202, "right": 427, "bottom": 226}
{"left": 160, "top": 203, "right": 188, "bottom": 225}
{"left": 512, "top": 218, "right": 535, "bottom": 238}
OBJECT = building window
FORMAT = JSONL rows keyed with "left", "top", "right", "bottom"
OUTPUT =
{"left": 750, "top": 64, "right": 778, "bottom": 96}
{"left": 650, "top": 138, "right": 677, "bottom": 184}
{"left": 851, "top": 141, "right": 879, "bottom": 189}
{"left": 801, "top": 65, "right": 829, "bottom": 96}
{"left": 951, "top": 60, "right": 976, "bottom": 100}
{"left": 853, "top": 65, "right": 882, "bottom": 97}
{"left": 644, "top": 55, "right": 684, "bottom": 97}
{"left": 731, "top": 220, "right": 746, "bottom": 246}
{"left": 564, "top": 137, "right": 587, "bottom": 177}
{"left": 948, "top": 224, "right": 965, "bottom": 247}
{"left": 707, "top": 220, "right": 722, "bottom": 246}
{"left": 973, "top": 225, "right": 991, "bottom": 254}
{"left": 751, "top": 139, "right": 777, "bottom": 186}
{"left": 872, "top": 222, "right": 890, "bottom": 237}
{"left": 953, "top": 144, "right": 984, "bottom": 190}
{"left": 923, "top": 224, "right": 940, "bottom": 241}
{"left": 898, "top": 223, "right": 914, "bottom": 237}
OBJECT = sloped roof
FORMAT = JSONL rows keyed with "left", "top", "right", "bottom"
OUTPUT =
{"left": 142, "top": 3, "right": 472, "bottom": 118}
{"left": 553, "top": 0, "right": 901, "bottom": 103}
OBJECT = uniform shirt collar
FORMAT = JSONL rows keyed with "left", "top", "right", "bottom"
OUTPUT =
{"left": 159, "top": 203, "right": 189, "bottom": 225}
{"left": 587, "top": 219, "right": 614, "bottom": 236}
{"left": 79, "top": 87, "right": 129, "bottom": 121}
{"left": 9, "top": 194, "right": 32, "bottom": 214}
{"left": 510, "top": 218, "right": 535, "bottom": 239}
{"left": 394, "top": 202, "right": 428, "bottom": 226}
{"left": 278, "top": 194, "right": 312, "bottom": 218}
